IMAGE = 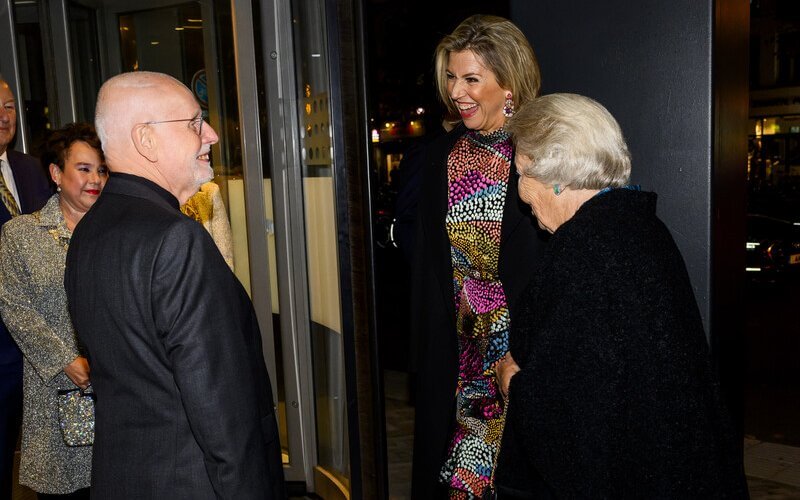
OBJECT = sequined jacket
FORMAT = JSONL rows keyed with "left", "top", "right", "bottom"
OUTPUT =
{"left": 0, "top": 194, "right": 91, "bottom": 494}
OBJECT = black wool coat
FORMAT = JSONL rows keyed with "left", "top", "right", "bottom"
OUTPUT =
{"left": 410, "top": 124, "right": 546, "bottom": 499}
{"left": 495, "top": 189, "right": 748, "bottom": 499}
{"left": 65, "top": 173, "right": 285, "bottom": 499}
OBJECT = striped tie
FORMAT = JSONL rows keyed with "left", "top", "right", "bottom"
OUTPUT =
{"left": 0, "top": 159, "right": 20, "bottom": 217}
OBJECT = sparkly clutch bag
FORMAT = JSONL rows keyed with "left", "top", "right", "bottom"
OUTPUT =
{"left": 56, "top": 388, "right": 95, "bottom": 447}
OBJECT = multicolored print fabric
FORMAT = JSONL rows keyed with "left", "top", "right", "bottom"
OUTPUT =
{"left": 440, "top": 129, "right": 512, "bottom": 498}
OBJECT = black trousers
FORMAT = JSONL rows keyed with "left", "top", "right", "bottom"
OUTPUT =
{"left": 0, "top": 362, "right": 22, "bottom": 500}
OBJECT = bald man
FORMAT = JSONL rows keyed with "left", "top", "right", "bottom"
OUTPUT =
{"left": 0, "top": 78, "right": 51, "bottom": 498}
{"left": 64, "top": 72, "right": 285, "bottom": 499}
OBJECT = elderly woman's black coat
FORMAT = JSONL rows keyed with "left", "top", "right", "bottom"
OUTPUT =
{"left": 495, "top": 189, "right": 748, "bottom": 498}
{"left": 409, "top": 124, "right": 546, "bottom": 498}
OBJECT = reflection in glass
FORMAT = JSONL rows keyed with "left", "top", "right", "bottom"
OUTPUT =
{"left": 291, "top": 0, "right": 350, "bottom": 490}
{"left": 12, "top": 0, "right": 50, "bottom": 154}
{"left": 68, "top": 2, "right": 102, "bottom": 123}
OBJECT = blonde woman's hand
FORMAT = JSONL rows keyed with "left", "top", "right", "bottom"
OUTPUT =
{"left": 64, "top": 356, "right": 91, "bottom": 390}
{"left": 495, "top": 352, "right": 520, "bottom": 400}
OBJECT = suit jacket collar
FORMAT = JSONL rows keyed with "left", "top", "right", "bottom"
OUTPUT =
{"left": 30, "top": 194, "right": 73, "bottom": 247}
{"left": 422, "top": 125, "right": 463, "bottom": 322}
{"left": 500, "top": 164, "right": 531, "bottom": 246}
{"left": 7, "top": 150, "right": 31, "bottom": 183}
{"left": 103, "top": 172, "right": 180, "bottom": 211}
{"left": 4, "top": 150, "right": 36, "bottom": 217}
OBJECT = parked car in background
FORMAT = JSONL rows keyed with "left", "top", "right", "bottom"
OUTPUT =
{"left": 746, "top": 214, "right": 800, "bottom": 282}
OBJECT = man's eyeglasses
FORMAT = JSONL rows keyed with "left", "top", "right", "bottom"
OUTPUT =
{"left": 141, "top": 113, "right": 206, "bottom": 136}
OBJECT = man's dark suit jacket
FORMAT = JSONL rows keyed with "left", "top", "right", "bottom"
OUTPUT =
{"left": 0, "top": 150, "right": 50, "bottom": 497}
{"left": 65, "top": 173, "right": 285, "bottom": 499}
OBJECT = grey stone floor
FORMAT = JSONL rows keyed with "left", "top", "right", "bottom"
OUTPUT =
{"left": 384, "top": 370, "right": 800, "bottom": 500}
{"left": 9, "top": 372, "right": 800, "bottom": 499}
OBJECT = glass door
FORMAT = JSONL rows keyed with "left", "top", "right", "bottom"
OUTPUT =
{"left": 290, "top": 0, "right": 350, "bottom": 492}
{"left": 3, "top": 0, "right": 361, "bottom": 493}
{"left": 100, "top": 0, "right": 305, "bottom": 475}
{"left": 105, "top": 0, "right": 354, "bottom": 490}
{"left": 256, "top": 0, "right": 352, "bottom": 494}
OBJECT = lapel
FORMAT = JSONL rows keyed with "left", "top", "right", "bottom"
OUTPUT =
{"left": 7, "top": 150, "right": 32, "bottom": 212}
{"left": 1, "top": 152, "right": 22, "bottom": 222}
{"left": 0, "top": 203, "right": 10, "bottom": 224}
{"left": 5, "top": 151, "right": 25, "bottom": 214}
{"left": 419, "top": 126, "right": 463, "bottom": 323}
{"left": 7, "top": 149, "right": 49, "bottom": 214}
{"left": 500, "top": 155, "right": 529, "bottom": 248}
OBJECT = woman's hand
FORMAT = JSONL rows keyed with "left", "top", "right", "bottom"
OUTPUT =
{"left": 495, "top": 352, "right": 520, "bottom": 400}
{"left": 64, "top": 356, "right": 91, "bottom": 390}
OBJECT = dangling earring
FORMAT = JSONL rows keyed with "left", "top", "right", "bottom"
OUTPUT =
{"left": 56, "top": 185, "right": 62, "bottom": 193}
{"left": 553, "top": 184, "right": 562, "bottom": 195}
{"left": 503, "top": 92, "right": 514, "bottom": 117}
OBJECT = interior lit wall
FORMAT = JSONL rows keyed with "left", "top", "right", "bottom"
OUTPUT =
{"left": 226, "top": 176, "right": 342, "bottom": 333}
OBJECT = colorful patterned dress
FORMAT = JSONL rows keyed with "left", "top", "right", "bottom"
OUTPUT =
{"left": 439, "top": 129, "right": 512, "bottom": 498}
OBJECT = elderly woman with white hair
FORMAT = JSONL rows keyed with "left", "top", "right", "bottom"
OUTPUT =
{"left": 492, "top": 94, "right": 748, "bottom": 497}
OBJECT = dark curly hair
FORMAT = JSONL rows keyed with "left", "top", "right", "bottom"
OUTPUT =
{"left": 41, "top": 122, "right": 104, "bottom": 171}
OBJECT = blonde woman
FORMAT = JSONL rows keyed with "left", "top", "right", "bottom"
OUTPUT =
{"left": 411, "top": 15, "right": 546, "bottom": 499}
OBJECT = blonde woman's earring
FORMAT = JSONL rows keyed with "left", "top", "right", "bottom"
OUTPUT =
{"left": 503, "top": 93, "right": 514, "bottom": 117}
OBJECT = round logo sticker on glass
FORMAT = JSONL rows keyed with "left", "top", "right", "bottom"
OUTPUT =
{"left": 191, "top": 69, "right": 209, "bottom": 109}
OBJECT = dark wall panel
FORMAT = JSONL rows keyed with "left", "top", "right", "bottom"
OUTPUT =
{"left": 510, "top": 1, "right": 714, "bottom": 330}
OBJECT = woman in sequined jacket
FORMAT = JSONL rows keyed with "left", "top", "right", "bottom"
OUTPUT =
{"left": 0, "top": 123, "right": 107, "bottom": 499}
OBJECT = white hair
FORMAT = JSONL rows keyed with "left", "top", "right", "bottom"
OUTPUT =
{"left": 506, "top": 93, "right": 631, "bottom": 189}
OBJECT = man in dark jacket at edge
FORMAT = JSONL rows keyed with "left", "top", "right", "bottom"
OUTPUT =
{"left": 0, "top": 77, "right": 51, "bottom": 499}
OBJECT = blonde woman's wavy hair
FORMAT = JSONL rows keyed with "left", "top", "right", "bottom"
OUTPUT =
{"left": 434, "top": 15, "right": 541, "bottom": 121}
{"left": 506, "top": 93, "right": 631, "bottom": 190}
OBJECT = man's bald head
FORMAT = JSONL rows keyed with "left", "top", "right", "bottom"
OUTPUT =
{"left": 95, "top": 71, "right": 191, "bottom": 160}
{"left": 94, "top": 71, "right": 218, "bottom": 204}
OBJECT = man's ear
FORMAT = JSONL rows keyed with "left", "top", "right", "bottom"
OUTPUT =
{"left": 130, "top": 123, "right": 158, "bottom": 163}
